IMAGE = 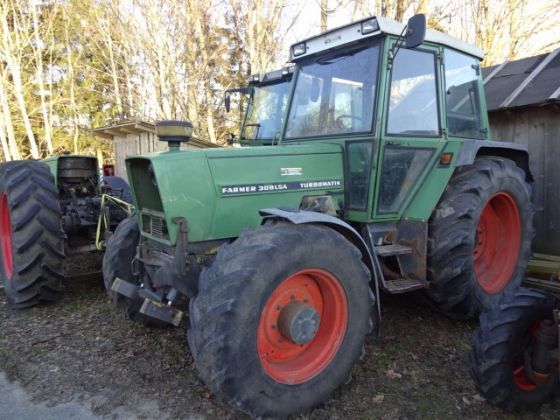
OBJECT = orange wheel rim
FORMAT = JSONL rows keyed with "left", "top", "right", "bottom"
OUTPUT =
{"left": 513, "top": 321, "right": 552, "bottom": 391}
{"left": 257, "top": 268, "right": 348, "bottom": 384}
{"left": 473, "top": 192, "right": 521, "bottom": 294}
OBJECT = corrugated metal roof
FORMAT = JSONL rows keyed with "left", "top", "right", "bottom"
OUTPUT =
{"left": 482, "top": 48, "right": 560, "bottom": 111}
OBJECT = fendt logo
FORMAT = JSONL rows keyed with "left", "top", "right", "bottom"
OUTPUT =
{"left": 280, "top": 167, "right": 303, "bottom": 176}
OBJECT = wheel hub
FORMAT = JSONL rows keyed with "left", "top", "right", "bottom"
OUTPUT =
{"left": 278, "top": 301, "right": 320, "bottom": 344}
{"left": 257, "top": 268, "right": 348, "bottom": 384}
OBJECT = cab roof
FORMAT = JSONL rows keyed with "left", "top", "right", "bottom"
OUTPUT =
{"left": 290, "top": 15, "right": 484, "bottom": 61}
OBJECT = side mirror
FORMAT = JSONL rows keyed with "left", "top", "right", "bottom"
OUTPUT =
{"left": 225, "top": 93, "right": 231, "bottom": 112}
{"left": 226, "top": 132, "right": 235, "bottom": 146}
{"left": 405, "top": 14, "right": 426, "bottom": 49}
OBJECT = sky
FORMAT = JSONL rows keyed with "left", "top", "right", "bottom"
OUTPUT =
{"left": 276, "top": 0, "right": 560, "bottom": 66}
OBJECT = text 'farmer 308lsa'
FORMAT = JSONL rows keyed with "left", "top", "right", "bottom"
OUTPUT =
{"left": 103, "top": 14, "right": 534, "bottom": 417}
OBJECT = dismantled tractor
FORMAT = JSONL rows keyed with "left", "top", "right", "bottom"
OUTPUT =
{"left": 104, "top": 14, "right": 535, "bottom": 417}
{"left": 0, "top": 155, "right": 131, "bottom": 308}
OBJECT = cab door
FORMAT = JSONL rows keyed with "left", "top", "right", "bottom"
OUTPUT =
{"left": 373, "top": 42, "right": 446, "bottom": 220}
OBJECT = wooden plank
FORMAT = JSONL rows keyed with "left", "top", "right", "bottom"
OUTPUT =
{"left": 483, "top": 61, "right": 508, "bottom": 85}
{"left": 549, "top": 84, "right": 560, "bottom": 100}
{"left": 543, "top": 107, "right": 560, "bottom": 255}
{"left": 533, "top": 253, "right": 560, "bottom": 262}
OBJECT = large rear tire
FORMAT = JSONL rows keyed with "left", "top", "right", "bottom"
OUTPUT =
{"left": 0, "top": 161, "right": 65, "bottom": 308}
{"left": 469, "top": 288, "right": 559, "bottom": 410}
{"left": 188, "top": 223, "right": 374, "bottom": 417}
{"left": 424, "top": 157, "right": 533, "bottom": 319}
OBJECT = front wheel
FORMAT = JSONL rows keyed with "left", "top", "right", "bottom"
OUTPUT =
{"left": 188, "top": 223, "right": 374, "bottom": 417}
{"left": 103, "top": 216, "right": 142, "bottom": 319}
{"left": 469, "top": 288, "right": 559, "bottom": 410}
{"left": 424, "top": 157, "right": 533, "bottom": 319}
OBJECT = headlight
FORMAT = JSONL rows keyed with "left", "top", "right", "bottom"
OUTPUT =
{"left": 292, "top": 42, "right": 307, "bottom": 57}
{"left": 361, "top": 18, "right": 379, "bottom": 35}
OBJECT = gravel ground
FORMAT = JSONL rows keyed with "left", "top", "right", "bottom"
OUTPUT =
{"left": 1, "top": 260, "right": 559, "bottom": 419}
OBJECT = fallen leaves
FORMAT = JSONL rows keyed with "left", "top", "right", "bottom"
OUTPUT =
{"left": 385, "top": 369, "right": 403, "bottom": 379}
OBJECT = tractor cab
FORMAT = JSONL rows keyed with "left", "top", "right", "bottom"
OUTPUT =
{"left": 281, "top": 15, "right": 489, "bottom": 219}
{"left": 225, "top": 66, "right": 293, "bottom": 146}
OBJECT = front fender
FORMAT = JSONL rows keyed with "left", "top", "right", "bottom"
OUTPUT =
{"left": 259, "top": 207, "right": 381, "bottom": 322}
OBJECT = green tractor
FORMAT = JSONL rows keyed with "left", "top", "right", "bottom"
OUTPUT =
{"left": 104, "top": 14, "right": 534, "bottom": 417}
{"left": 0, "top": 155, "right": 132, "bottom": 308}
{"left": 225, "top": 66, "right": 293, "bottom": 146}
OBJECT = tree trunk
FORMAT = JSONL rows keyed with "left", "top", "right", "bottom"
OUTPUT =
{"left": 0, "top": 114, "right": 11, "bottom": 161}
{"left": 320, "top": 0, "right": 328, "bottom": 32}
{"left": 31, "top": 4, "right": 53, "bottom": 155}
{"left": 0, "top": 74, "right": 20, "bottom": 160}
{"left": 0, "top": 9, "right": 39, "bottom": 158}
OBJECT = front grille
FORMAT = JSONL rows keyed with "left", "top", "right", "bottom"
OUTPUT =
{"left": 151, "top": 214, "right": 164, "bottom": 238}
{"left": 141, "top": 209, "right": 169, "bottom": 240}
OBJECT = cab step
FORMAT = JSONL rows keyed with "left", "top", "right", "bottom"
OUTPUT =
{"left": 375, "top": 244, "right": 413, "bottom": 257}
{"left": 384, "top": 278, "right": 426, "bottom": 293}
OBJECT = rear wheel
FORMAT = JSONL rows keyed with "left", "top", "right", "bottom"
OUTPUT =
{"left": 424, "top": 157, "right": 533, "bottom": 319}
{"left": 469, "top": 288, "right": 559, "bottom": 410}
{"left": 188, "top": 223, "right": 374, "bottom": 417}
{"left": 0, "top": 161, "right": 65, "bottom": 308}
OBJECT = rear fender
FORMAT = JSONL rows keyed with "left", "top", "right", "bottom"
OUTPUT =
{"left": 456, "top": 140, "right": 533, "bottom": 182}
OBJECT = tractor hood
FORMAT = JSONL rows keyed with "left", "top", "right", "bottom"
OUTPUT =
{"left": 126, "top": 144, "right": 345, "bottom": 245}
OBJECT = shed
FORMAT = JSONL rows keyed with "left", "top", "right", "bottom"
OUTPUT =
{"left": 482, "top": 49, "right": 560, "bottom": 255}
{"left": 91, "top": 120, "right": 220, "bottom": 178}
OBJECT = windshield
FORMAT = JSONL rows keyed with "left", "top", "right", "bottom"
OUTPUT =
{"left": 285, "top": 42, "right": 380, "bottom": 139}
{"left": 242, "top": 81, "right": 290, "bottom": 140}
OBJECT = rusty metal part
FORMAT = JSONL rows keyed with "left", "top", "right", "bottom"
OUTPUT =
{"left": 532, "top": 319, "right": 557, "bottom": 375}
{"left": 523, "top": 277, "right": 560, "bottom": 294}
{"left": 58, "top": 157, "right": 98, "bottom": 183}
{"left": 277, "top": 301, "right": 320, "bottom": 344}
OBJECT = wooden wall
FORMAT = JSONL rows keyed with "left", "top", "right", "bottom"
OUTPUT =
{"left": 113, "top": 132, "right": 202, "bottom": 178}
{"left": 489, "top": 106, "right": 560, "bottom": 255}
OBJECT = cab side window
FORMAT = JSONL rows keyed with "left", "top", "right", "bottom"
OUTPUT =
{"left": 386, "top": 48, "right": 439, "bottom": 136}
{"left": 444, "top": 49, "right": 484, "bottom": 138}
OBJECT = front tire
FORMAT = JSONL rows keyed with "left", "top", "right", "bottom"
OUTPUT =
{"left": 103, "top": 216, "right": 142, "bottom": 318}
{"left": 188, "top": 223, "right": 374, "bottom": 417}
{"left": 469, "top": 288, "right": 559, "bottom": 410}
{"left": 0, "top": 161, "right": 65, "bottom": 308}
{"left": 424, "top": 157, "right": 533, "bottom": 319}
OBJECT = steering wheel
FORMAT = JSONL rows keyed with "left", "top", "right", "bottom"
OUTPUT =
{"left": 335, "top": 115, "right": 363, "bottom": 130}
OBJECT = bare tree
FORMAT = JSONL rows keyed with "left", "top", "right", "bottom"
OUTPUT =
{"left": 0, "top": 1, "right": 40, "bottom": 158}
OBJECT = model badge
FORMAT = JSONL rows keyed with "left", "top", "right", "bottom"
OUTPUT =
{"left": 281, "top": 168, "right": 303, "bottom": 176}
